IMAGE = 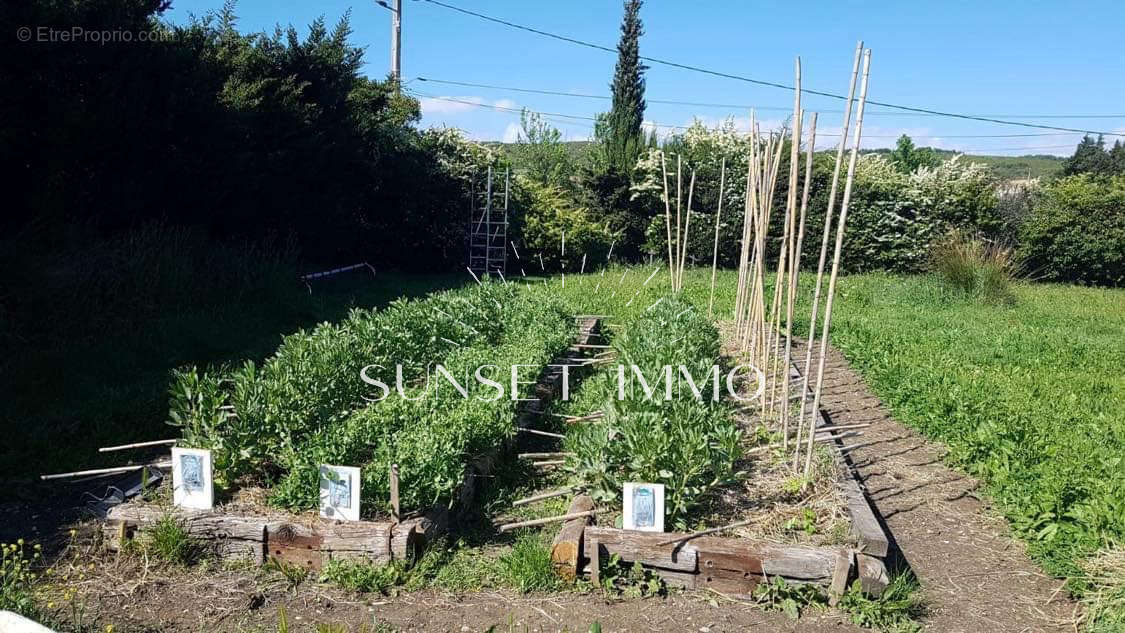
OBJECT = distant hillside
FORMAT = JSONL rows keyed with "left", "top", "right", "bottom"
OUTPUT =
{"left": 867, "top": 147, "right": 1065, "bottom": 180}
{"left": 491, "top": 141, "right": 1065, "bottom": 181}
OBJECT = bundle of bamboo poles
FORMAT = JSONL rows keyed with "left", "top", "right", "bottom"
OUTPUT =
{"left": 731, "top": 43, "right": 874, "bottom": 477}
{"left": 660, "top": 154, "right": 695, "bottom": 293}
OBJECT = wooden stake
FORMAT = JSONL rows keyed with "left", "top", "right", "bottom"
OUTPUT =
{"left": 708, "top": 158, "right": 727, "bottom": 318}
{"left": 512, "top": 487, "right": 581, "bottom": 507}
{"left": 498, "top": 510, "right": 598, "bottom": 533}
{"left": 678, "top": 169, "right": 696, "bottom": 292}
{"left": 805, "top": 48, "right": 872, "bottom": 477}
{"left": 98, "top": 439, "right": 177, "bottom": 453}
{"left": 390, "top": 463, "right": 400, "bottom": 524}
{"left": 796, "top": 41, "right": 863, "bottom": 470}
{"left": 661, "top": 152, "right": 675, "bottom": 288}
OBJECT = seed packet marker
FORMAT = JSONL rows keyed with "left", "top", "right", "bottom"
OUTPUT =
{"left": 171, "top": 447, "right": 213, "bottom": 510}
{"left": 623, "top": 482, "right": 665, "bottom": 532}
{"left": 319, "top": 465, "right": 361, "bottom": 521}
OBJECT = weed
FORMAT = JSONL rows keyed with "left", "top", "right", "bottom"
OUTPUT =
{"left": 929, "top": 228, "right": 1019, "bottom": 303}
{"left": 263, "top": 557, "right": 310, "bottom": 591}
{"left": 320, "top": 559, "right": 406, "bottom": 595}
{"left": 497, "top": 533, "right": 563, "bottom": 594}
{"left": 836, "top": 572, "right": 925, "bottom": 632}
{"left": 751, "top": 577, "right": 826, "bottom": 619}
{"left": 0, "top": 539, "right": 42, "bottom": 617}
{"left": 145, "top": 515, "right": 200, "bottom": 566}
{"left": 783, "top": 508, "right": 819, "bottom": 535}
{"left": 597, "top": 553, "right": 664, "bottom": 599}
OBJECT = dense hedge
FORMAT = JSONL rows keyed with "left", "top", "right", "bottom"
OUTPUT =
{"left": 1018, "top": 175, "right": 1125, "bottom": 286}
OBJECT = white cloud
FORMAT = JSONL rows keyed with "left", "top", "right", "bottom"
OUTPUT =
{"left": 418, "top": 95, "right": 486, "bottom": 115}
{"left": 502, "top": 122, "right": 522, "bottom": 143}
{"left": 493, "top": 99, "right": 519, "bottom": 111}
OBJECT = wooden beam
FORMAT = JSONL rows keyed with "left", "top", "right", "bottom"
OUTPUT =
{"left": 856, "top": 553, "right": 890, "bottom": 597}
{"left": 550, "top": 495, "right": 594, "bottom": 578}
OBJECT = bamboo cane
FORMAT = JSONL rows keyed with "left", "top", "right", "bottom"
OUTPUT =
{"left": 98, "top": 439, "right": 178, "bottom": 453}
{"left": 661, "top": 152, "right": 674, "bottom": 287}
{"left": 498, "top": 510, "right": 599, "bottom": 532}
{"left": 805, "top": 48, "right": 872, "bottom": 477}
{"left": 786, "top": 112, "right": 818, "bottom": 468}
{"left": 796, "top": 41, "right": 863, "bottom": 470}
{"left": 674, "top": 155, "right": 683, "bottom": 292}
{"left": 777, "top": 59, "right": 803, "bottom": 448}
{"left": 708, "top": 158, "right": 727, "bottom": 318}
{"left": 679, "top": 169, "right": 696, "bottom": 291}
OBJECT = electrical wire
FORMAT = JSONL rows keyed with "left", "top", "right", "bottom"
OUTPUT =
{"left": 416, "top": 0, "right": 1125, "bottom": 136}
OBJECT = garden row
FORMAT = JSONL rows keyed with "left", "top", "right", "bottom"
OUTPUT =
{"left": 169, "top": 281, "right": 575, "bottom": 515}
{"left": 555, "top": 298, "right": 742, "bottom": 528}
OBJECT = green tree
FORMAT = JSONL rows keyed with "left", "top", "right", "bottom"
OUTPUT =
{"left": 606, "top": 0, "right": 648, "bottom": 175}
{"left": 512, "top": 109, "right": 572, "bottom": 189}
{"left": 888, "top": 134, "right": 939, "bottom": 173}
{"left": 576, "top": 0, "right": 649, "bottom": 260}
{"left": 1062, "top": 134, "right": 1112, "bottom": 176}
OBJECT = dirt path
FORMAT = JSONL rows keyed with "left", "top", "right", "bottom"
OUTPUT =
{"left": 804, "top": 340, "right": 1078, "bottom": 632}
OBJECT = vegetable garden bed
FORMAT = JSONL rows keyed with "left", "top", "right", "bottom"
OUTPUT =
{"left": 102, "top": 285, "right": 601, "bottom": 571}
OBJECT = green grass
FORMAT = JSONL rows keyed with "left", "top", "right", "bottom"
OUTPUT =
{"left": 555, "top": 266, "right": 1123, "bottom": 617}
{"left": 824, "top": 274, "right": 1125, "bottom": 580}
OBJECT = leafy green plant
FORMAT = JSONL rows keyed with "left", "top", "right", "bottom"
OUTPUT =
{"left": 597, "top": 553, "right": 664, "bottom": 599}
{"left": 320, "top": 559, "right": 406, "bottom": 595}
{"left": 1, "top": 539, "right": 42, "bottom": 617}
{"left": 563, "top": 299, "right": 741, "bottom": 525}
{"left": 751, "top": 577, "right": 826, "bottom": 619}
{"left": 836, "top": 572, "right": 924, "bottom": 632}
{"left": 784, "top": 508, "right": 819, "bottom": 536}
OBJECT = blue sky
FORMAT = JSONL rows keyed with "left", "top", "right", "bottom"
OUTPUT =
{"left": 163, "top": 1, "right": 1125, "bottom": 155}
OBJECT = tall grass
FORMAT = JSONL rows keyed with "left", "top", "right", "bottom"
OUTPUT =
{"left": 928, "top": 229, "right": 1019, "bottom": 303}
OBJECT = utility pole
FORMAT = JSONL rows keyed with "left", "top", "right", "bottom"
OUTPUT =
{"left": 376, "top": 0, "right": 402, "bottom": 88}
{"left": 390, "top": 0, "right": 401, "bottom": 86}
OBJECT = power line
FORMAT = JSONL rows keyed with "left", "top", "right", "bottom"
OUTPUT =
{"left": 407, "top": 91, "right": 691, "bottom": 130}
{"left": 415, "top": 77, "right": 1124, "bottom": 122}
{"left": 415, "top": 77, "right": 1088, "bottom": 139}
{"left": 416, "top": 0, "right": 1125, "bottom": 137}
{"left": 410, "top": 91, "right": 1075, "bottom": 155}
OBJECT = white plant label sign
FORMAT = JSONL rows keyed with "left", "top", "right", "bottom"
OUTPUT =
{"left": 623, "top": 482, "right": 665, "bottom": 532}
{"left": 171, "top": 447, "right": 213, "bottom": 510}
{"left": 319, "top": 465, "right": 361, "bottom": 521}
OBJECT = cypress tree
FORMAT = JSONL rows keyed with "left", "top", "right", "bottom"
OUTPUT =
{"left": 607, "top": 0, "right": 647, "bottom": 174}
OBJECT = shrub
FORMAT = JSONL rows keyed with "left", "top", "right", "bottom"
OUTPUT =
{"left": 843, "top": 155, "right": 1001, "bottom": 274}
{"left": 929, "top": 229, "right": 1019, "bottom": 302}
{"left": 1017, "top": 174, "right": 1125, "bottom": 286}
{"left": 515, "top": 177, "right": 615, "bottom": 272}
